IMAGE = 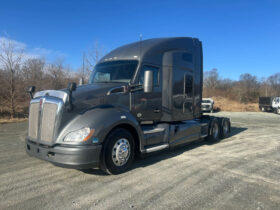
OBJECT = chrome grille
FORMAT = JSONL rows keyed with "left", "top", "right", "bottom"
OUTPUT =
{"left": 28, "top": 103, "right": 40, "bottom": 139}
{"left": 40, "top": 103, "right": 58, "bottom": 143}
{"left": 28, "top": 95, "right": 63, "bottom": 145}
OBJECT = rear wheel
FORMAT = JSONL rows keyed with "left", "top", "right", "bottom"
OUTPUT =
{"left": 206, "top": 118, "right": 220, "bottom": 142}
{"left": 219, "top": 118, "right": 231, "bottom": 139}
{"left": 100, "top": 128, "right": 135, "bottom": 175}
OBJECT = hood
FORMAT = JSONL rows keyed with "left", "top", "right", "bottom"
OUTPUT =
{"left": 70, "top": 83, "right": 126, "bottom": 112}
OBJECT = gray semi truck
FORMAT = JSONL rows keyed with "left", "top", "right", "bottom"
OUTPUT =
{"left": 25, "top": 37, "right": 231, "bottom": 174}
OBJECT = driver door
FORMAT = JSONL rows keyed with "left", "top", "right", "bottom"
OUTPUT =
{"left": 132, "top": 65, "right": 162, "bottom": 122}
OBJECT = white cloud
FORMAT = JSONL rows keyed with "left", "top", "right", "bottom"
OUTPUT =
{"left": 0, "top": 37, "right": 66, "bottom": 62}
{"left": 32, "top": 47, "right": 52, "bottom": 56}
{"left": 0, "top": 37, "right": 27, "bottom": 50}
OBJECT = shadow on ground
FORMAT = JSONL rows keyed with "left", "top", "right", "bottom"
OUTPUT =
{"left": 81, "top": 126, "right": 247, "bottom": 175}
{"left": 229, "top": 126, "right": 247, "bottom": 137}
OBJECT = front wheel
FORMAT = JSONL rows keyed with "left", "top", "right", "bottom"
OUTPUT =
{"left": 100, "top": 128, "right": 135, "bottom": 175}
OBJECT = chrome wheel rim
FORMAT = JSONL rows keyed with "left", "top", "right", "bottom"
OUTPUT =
{"left": 213, "top": 123, "right": 219, "bottom": 139}
{"left": 112, "top": 138, "right": 131, "bottom": 166}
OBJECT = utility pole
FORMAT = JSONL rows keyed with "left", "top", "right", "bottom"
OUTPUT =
{"left": 79, "top": 52, "right": 85, "bottom": 85}
{"left": 83, "top": 52, "right": 85, "bottom": 79}
{"left": 139, "top": 34, "right": 143, "bottom": 58}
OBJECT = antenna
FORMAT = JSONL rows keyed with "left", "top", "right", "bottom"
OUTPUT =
{"left": 139, "top": 33, "right": 143, "bottom": 59}
{"left": 82, "top": 52, "right": 85, "bottom": 78}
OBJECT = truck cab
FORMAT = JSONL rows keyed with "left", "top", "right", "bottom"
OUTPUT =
{"left": 272, "top": 97, "right": 280, "bottom": 114}
{"left": 201, "top": 98, "right": 214, "bottom": 113}
{"left": 259, "top": 96, "right": 280, "bottom": 114}
{"left": 25, "top": 37, "right": 231, "bottom": 174}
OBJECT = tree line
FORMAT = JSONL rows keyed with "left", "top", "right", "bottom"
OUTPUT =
{"left": 0, "top": 38, "right": 279, "bottom": 118}
{"left": 0, "top": 38, "right": 102, "bottom": 118}
{"left": 203, "top": 68, "right": 280, "bottom": 103}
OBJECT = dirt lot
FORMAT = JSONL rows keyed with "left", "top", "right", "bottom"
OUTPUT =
{"left": 0, "top": 112, "right": 279, "bottom": 210}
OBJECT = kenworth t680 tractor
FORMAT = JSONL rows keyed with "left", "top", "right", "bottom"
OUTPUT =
{"left": 26, "top": 37, "right": 231, "bottom": 174}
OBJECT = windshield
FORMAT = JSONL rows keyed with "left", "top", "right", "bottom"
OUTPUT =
{"left": 202, "top": 100, "right": 211, "bottom": 103}
{"left": 89, "top": 60, "right": 138, "bottom": 84}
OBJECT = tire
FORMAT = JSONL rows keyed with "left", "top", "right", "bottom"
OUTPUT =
{"left": 277, "top": 108, "right": 280, "bottom": 115}
{"left": 206, "top": 118, "right": 220, "bottom": 142}
{"left": 219, "top": 118, "right": 231, "bottom": 139}
{"left": 261, "top": 107, "right": 265, "bottom": 112}
{"left": 100, "top": 128, "right": 135, "bottom": 175}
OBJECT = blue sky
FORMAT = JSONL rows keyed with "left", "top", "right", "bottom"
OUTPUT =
{"left": 0, "top": 0, "right": 279, "bottom": 80}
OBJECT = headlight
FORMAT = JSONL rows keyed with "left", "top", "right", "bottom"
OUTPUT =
{"left": 64, "top": 127, "right": 95, "bottom": 142}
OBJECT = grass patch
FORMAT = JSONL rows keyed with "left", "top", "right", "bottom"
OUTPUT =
{"left": 212, "top": 96, "right": 259, "bottom": 112}
{"left": 0, "top": 118, "right": 28, "bottom": 124}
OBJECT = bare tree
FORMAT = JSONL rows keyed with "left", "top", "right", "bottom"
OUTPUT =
{"left": 238, "top": 73, "right": 259, "bottom": 103}
{"left": 0, "top": 69, "right": 7, "bottom": 113}
{"left": 45, "top": 59, "right": 68, "bottom": 89}
{"left": 80, "top": 41, "right": 105, "bottom": 81}
{"left": 203, "top": 68, "right": 220, "bottom": 97}
{"left": 267, "top": 73, "right": 280, "bottom": 96}
{"left": 21, "top": 58, "right": 45, "bottom": 84}
{"left": 0, "top": 38, "right": 24, "bottom": 118}
{"left": 204, "top": 68, "right": 219, "bottom": 89}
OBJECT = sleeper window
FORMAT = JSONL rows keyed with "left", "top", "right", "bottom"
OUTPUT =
{"left": 185, "top": 75, "right": 193, "bottom": 97}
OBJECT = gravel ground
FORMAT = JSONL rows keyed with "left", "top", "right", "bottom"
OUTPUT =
{"left": 0, "top": 112, "right": 279, "bottom": 210}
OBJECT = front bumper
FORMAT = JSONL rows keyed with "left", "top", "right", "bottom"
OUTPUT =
{"left": 201, "top": 107, "right": 212, "bottom": 111}
{"left": 25, "top": 138, "right": 102, "bottom": 169}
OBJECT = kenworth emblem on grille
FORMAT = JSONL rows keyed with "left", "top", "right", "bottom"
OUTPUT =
{"left": 39, "top": 98, "right": 43, "bottom": 110}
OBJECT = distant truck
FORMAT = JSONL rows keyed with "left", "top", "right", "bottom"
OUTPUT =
{"left": 259, "top": 97, "right": 280, "bottom": 114}
{"left": 201, "top": 98, "right": 214, "bottom": 113}
{"left": 25, "top": 37, "right": 231, "bottom": 174}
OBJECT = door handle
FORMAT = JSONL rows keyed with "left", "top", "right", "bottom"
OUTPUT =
{"left": 154, "top": 109, "right": 161, "bottom": 113}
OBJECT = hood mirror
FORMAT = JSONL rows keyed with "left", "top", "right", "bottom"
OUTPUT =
{"left": 143, "top": 70, "right": 153, "bottom": 93}
{"left": 67, "top": 82, "right": 77, "bottom": 111}
{"left": 27, "top": 86, "right": 36, "bottom": 99}
{"left": 68, "top": 82, "right": 77, "bottom": 92}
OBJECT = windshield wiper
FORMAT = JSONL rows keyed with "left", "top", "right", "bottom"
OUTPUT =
{"left": 94, "top": 81, "right": 126, "bottom": 84}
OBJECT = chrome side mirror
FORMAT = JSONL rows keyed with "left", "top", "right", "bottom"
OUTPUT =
{"left": 79, "top": 77, "right": 84, "bottom": 85}
{"left": 143, "top": 70, "right": 153, "bottom": 93}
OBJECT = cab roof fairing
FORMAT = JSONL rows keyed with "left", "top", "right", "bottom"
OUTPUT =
{"left": 98, "top": 37, "right": 201, "bottom": 66}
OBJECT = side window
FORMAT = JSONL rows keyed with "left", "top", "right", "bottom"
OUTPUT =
{"left": 185, "top": 74, "right": 193, "bottom": 97}
{"left": 139, "top": 65, "right": 159, "bottom": 86}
